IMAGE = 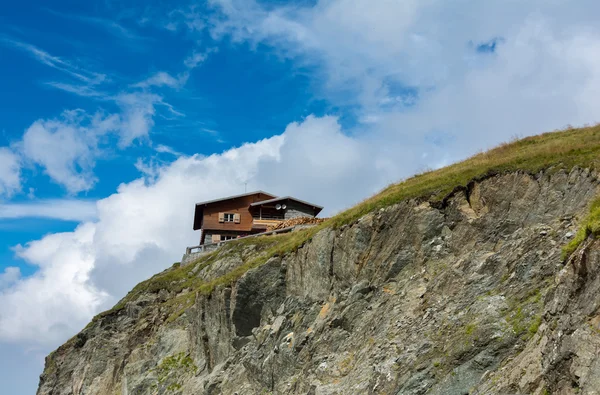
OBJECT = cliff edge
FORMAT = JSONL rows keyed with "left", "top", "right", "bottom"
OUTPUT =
{"left": 38, "top": 127, "right": 600, "bottom": 394}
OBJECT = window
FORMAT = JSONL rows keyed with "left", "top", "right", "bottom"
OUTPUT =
{"left": 219, "top": 212, "right": 240, "bottom": 223}
{"left": 221, "top": 235, "right": 235, "bottom": 241}
{"left": 224, "top": 213, "right": 235, "bottom": 222}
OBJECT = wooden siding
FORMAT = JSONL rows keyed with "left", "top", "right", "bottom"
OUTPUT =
{"left": 202, "top": 193, "right": 270, "bottom": 232}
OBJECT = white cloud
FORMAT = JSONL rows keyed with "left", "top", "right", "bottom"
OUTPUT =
{"left": 155, "top": 144, "right": 183, "bottom": 156}
{"left": 44, "top": 81, "right": 105, "bottom": 98}
{"left": 133, "top": 71, "right": 188, "bottom": 89}
{"left": 0, "top": 148, "right": 21, "bottom": 198}
{"left": 162, "top": 6, "right": 207, "bottom": 32}
{"left": 0, "top": 199, "right": 97, "bottom": 222}
{"left": 115, "top": 92, "right": 160, "bottom": 148}
{"left": 184, "top": 48, "right": 217, "bottom": 69}
{"left": 15, "top": 92, "right": 162, "bottom": 192}
{"left": 4, "top": 223, "right": 107, "bottom": 344}
{"left": 134, "top": 157, "right": 161, "bottom": 181}
{"left": 184, "top": 51, "right": 208, "bottom": 68}
{"left": 0, "top": 267, "right": 20, "bottom": 290}
{"left": 0, "top": 115, "right": 391, "bottom": 347}
{"left": 0, "top": 36, "right": 106, "bottom": 85}
{"left": 6, "top": 1, "right": 600, "bottom": 387}
{"left": 1, "top": 38, "right": 171, "bottom": 193}
{"left": 20, "top": 111, "right": 117, "bottom": 194}
{"left": 44, "top": 8, "right": 149, "bottom": 44}
{"left": 207, "top": 0, "right": 600, "bottom": 134}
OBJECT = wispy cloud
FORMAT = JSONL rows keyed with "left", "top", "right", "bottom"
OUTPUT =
{"left": 43, "top": 8, "right": 149, "bottom": 44}
{"left": 132, "top": 46, "right": 216, "bottom": 91}
{"left": 44, "top": 82, "right": 106, "bottom": 98}
{"left": 133, "top": 71, "right": 188, "bottom": 90}
{"left": 0, "top": 199, "right": 97, "bottom": 222}
{"left": 163, "top": 6, "right": 207, "bottom": 32}
{"left": 155, "top": 144, "right": 183, "bottom": 156}
{"left": 200, "top": 127, "right": 219, "bottom": 136}
{"left": 0, "top": 36, "right": 106, "bottom": 85}
{"left": 184, "top": 47, "right": 217, "bottom": 69}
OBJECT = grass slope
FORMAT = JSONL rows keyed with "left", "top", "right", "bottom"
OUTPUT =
{"left": 95, "top": 125, "right": 600, "bottom": 323}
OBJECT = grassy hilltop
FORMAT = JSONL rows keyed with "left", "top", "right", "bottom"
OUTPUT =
{"left": 97, "top": 124, "right": 600, "bottom": 322}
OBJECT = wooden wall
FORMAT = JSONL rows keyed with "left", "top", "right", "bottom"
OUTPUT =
{"left": 201, "top": 193, "right": 270, "bottom": 232}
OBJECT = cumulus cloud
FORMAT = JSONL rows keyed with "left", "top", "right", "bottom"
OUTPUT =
{"left": 0, "top": 115, "right": 391, "bottom": 347}
{"left": 22, "top": 118, "right": 100, "bottom": 194}
{"left": 0, "top": 267, "right": 20, "bottom": 290}
{"left": 1, "top": 37, "right": 177, "bottom": 194}
{"left": 20, "top": 110, "right": 120, "bottom": 193}
{"left": 4, "top": 223, "right": 107, "bottom": 344}
{"left": 207, "top": 0, "right": 600, "bottom": 139}
{"left": 15, "top": 92, "right": 163, "bottom": 193}
{"left": 6, "top": 1, "right": 600, "bottom": 388}
{"left": 0, "top": 148, "right": 21, "bottom": 198}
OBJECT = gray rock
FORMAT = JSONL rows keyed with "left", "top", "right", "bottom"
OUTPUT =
{"left": 37, "top": 168, "right": 600, "bottom": 395}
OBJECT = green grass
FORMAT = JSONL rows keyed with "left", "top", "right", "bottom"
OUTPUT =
{"left": 92, "top": 125, "right": 600, "bottom": 326}
{"left": 328, "top": 125, "right": 600, "bottom": 228}
{"left": 528, "top": 315, "right": 542, "bottom": 335}
{"left": 152, "top": 352, "right": 197, "bottom": 392}
{"left": 562, "top": 196, "right": 600, "bottom": 259}
{"left": 91, "top": 235, "right": 282, "bottom": 322}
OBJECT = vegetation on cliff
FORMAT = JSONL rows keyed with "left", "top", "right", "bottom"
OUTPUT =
{"left": 333, "top": 125, "right": 600, "bottom": 227}
{"left": 41, "top": 125, "right": 600, "bottom": 395}
{"left": 563, "top": 195, "right": 600, "bottom": 258}
{"left": 96, "top": 125, "right": 600, "bottom": 323}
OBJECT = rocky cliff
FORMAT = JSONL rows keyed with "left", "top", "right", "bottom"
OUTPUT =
{"left": 38, "top": 129, "right": 600, "bottom": 395}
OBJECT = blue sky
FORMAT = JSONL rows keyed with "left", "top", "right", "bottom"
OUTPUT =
{"left": 0, "top": 1, "right": 333, "bottom": 278}
{"left": 2, "top": 0, "right": 600, "bottom": 393}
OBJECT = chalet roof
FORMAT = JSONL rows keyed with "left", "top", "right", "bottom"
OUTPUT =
{"left": 249, "top": 196, "right": 324, "bottom": 214}
{"left": 194, "top": 190, "right": 277, "bottom": 207}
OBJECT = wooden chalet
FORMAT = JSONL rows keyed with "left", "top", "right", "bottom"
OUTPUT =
{"left": 193, "top": 191, "right": 323, "bottom": 245}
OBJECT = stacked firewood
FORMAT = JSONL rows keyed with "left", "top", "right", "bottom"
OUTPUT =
{"left": 267, "top": 216, "right": 326, "bottom": 231}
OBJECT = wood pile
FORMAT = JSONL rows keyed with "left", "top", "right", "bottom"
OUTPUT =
{"left": 267, "top": 217, "right": 326, "bottom": 231}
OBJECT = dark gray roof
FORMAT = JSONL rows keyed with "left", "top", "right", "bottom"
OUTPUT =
{"left": 195, "top": 190, "right": 277, "bottom": 206}
{"left": 249, "top": 196, "right": 323, "bottom": 210}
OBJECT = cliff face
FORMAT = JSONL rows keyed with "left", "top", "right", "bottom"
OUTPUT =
{"left": 38, "top": 167, "right": 600, "bottom": 395}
